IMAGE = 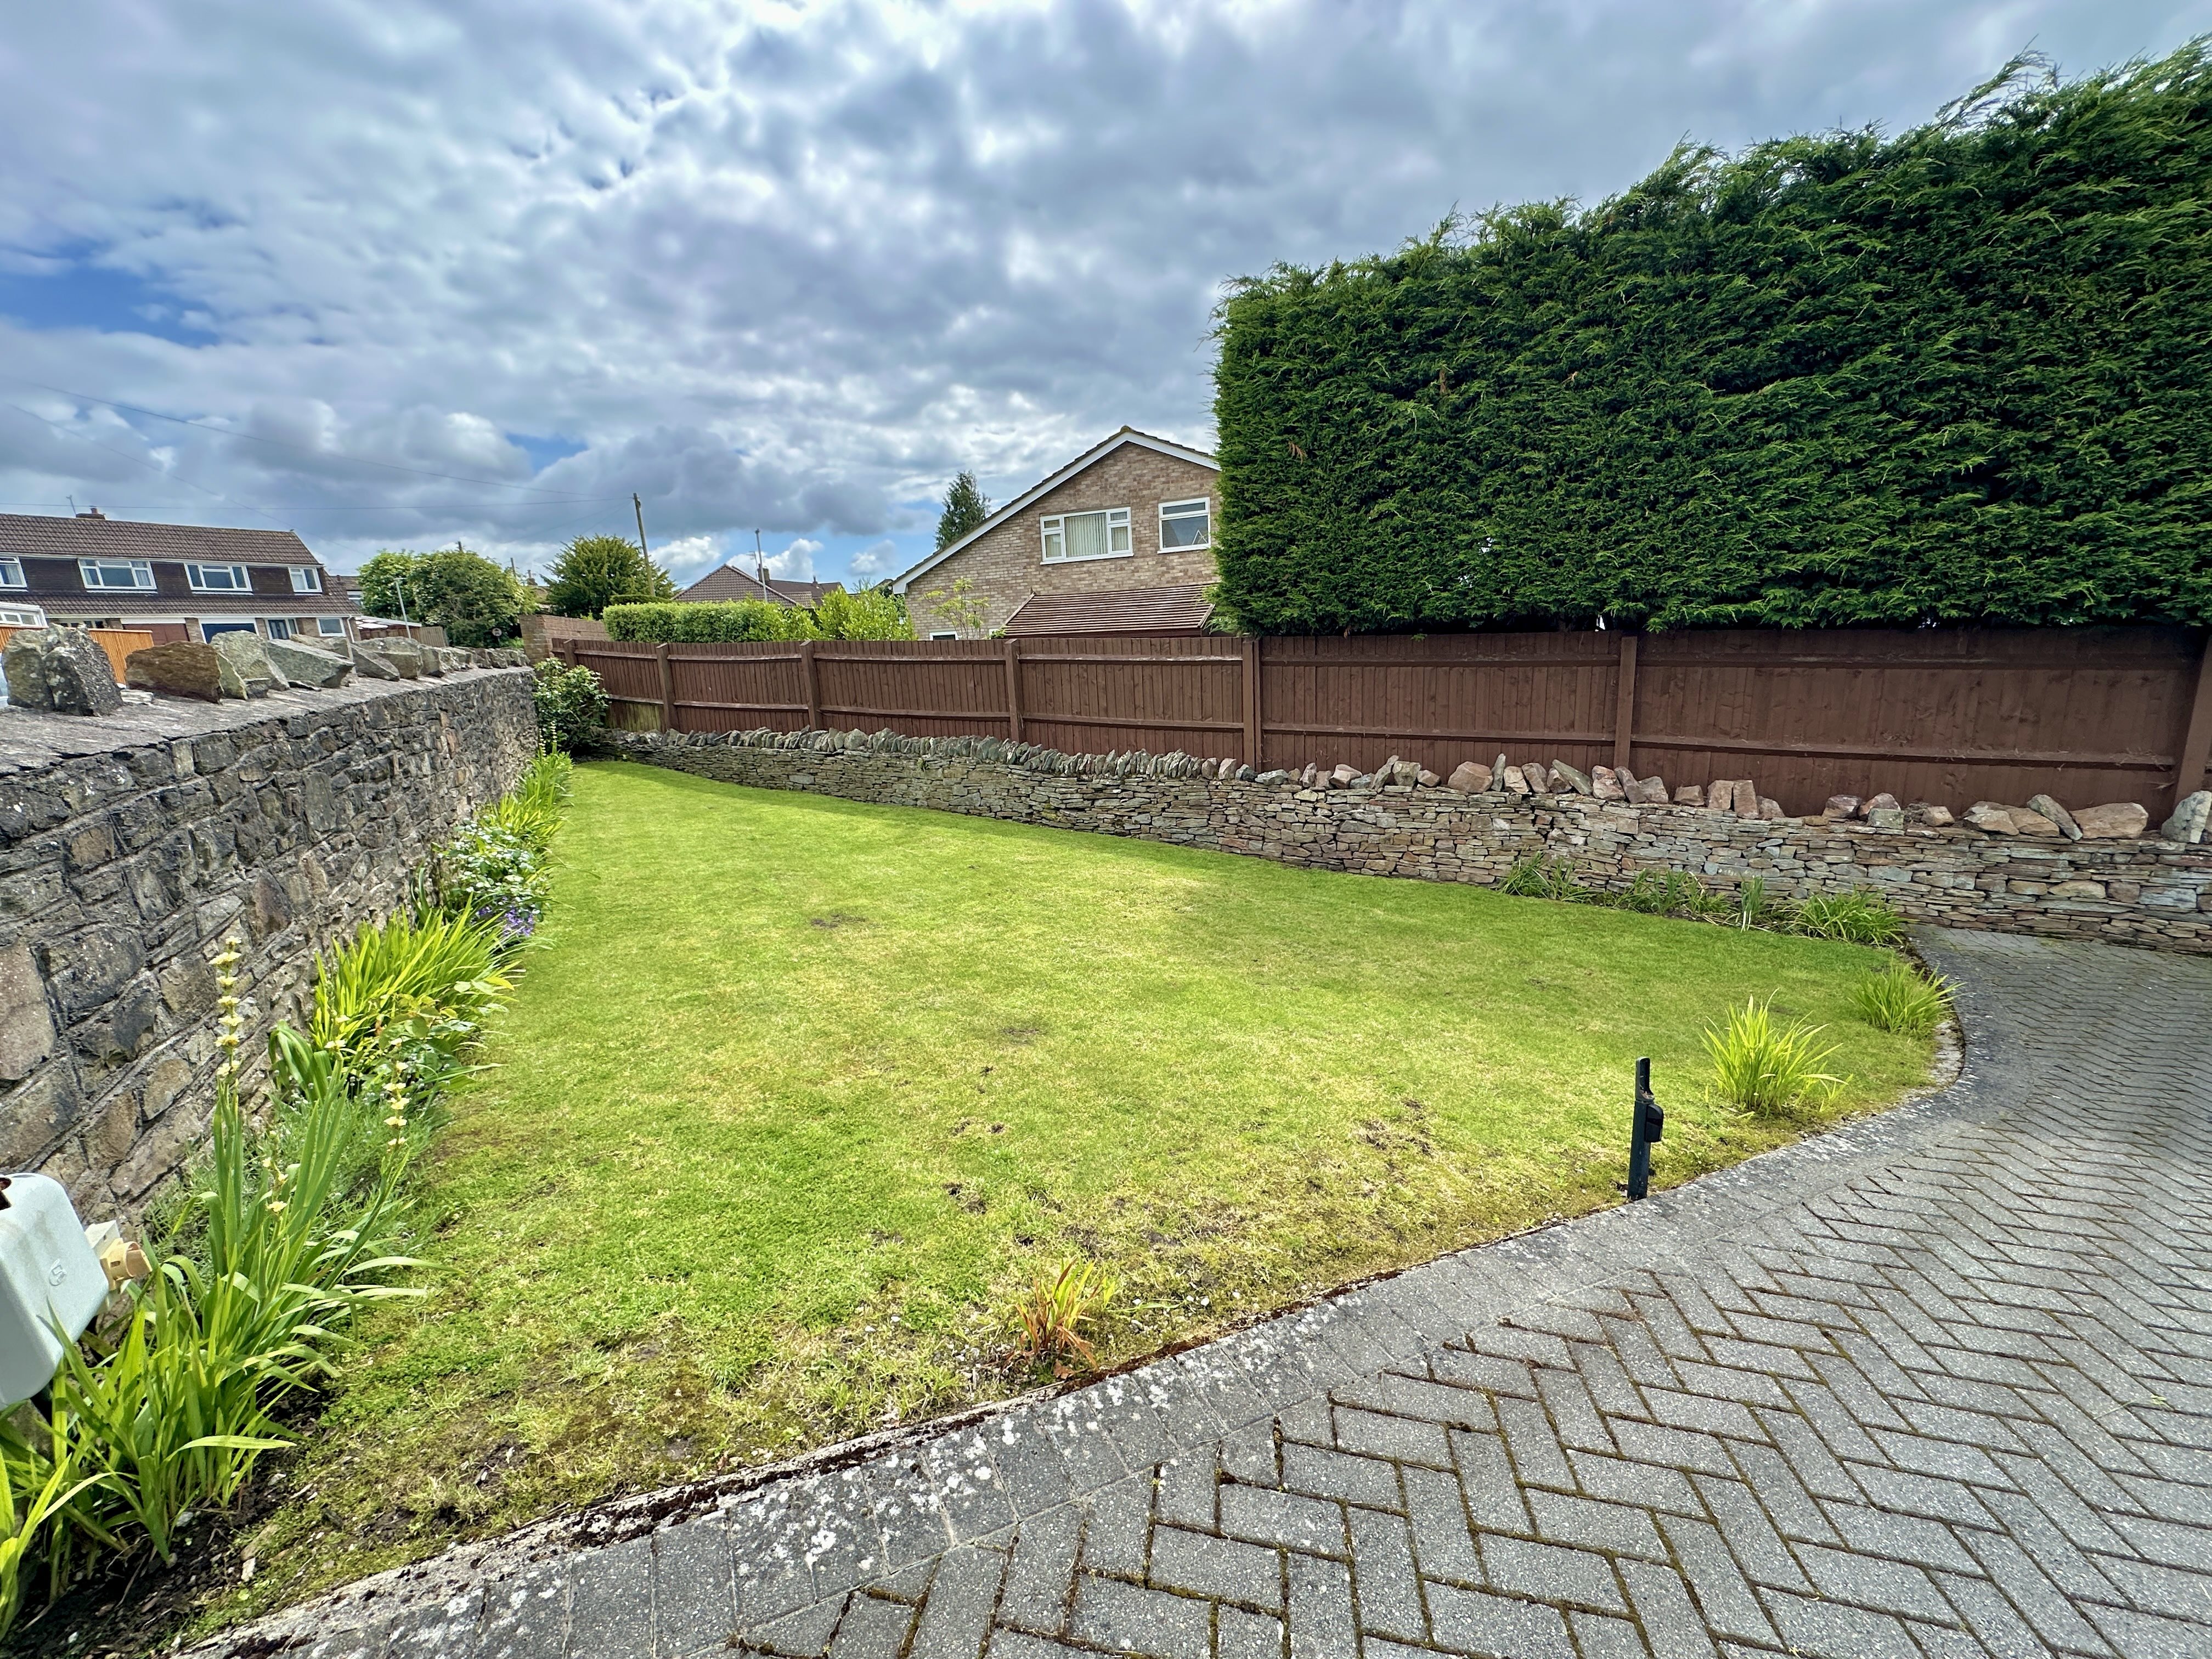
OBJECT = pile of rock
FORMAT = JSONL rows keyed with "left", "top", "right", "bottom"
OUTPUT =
{"left": 121, "top": 631, "right": 357, "bottom": 703}
{"left": 2, "top": 627, "right": 123, "bottom": 715}
{"left": 1960, "top": 794, "right": 2171, "bottom": 842}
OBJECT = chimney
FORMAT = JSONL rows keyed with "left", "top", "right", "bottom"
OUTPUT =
{"left": 75, "top": 506, "right": 105, "bottom": 520}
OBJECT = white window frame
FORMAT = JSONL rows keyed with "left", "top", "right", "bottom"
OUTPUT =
{"left": 264, "top": 617, "right": 294, "bottom": 640}
{"left": 0, "top": 602, "right": 45, "bottom": 627}
{"left": 317, "top": 616, "right": 347, "bottom": 637}
{"left": 290, "top": 566, "right": 323, "bottom": 594}
{"left": 80, "top": 558, "right": 155, "bottom": 590}
{"left": 928, "top": 630, "right": 958, "bottom": 641}
{"left": 0, "top": 557, "right": 23, "bottom": 589}
{"left": 185, "top": 562, "right": 252, "bottom": 593}
{"left": 1040, "top": 506, "right": 1131, "bottom": 565}
{"left": 1159, "top": 497, "right": 1212, "bottom": 552}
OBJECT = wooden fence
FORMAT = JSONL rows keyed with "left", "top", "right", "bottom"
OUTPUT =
{"left": 557, "top": 625, "right": 2212, "bottom": 819}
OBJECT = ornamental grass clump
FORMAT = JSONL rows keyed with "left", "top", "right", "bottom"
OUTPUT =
{"left": 1794, "top": 890, "right": 1908, "bottom": 947}
{"left": 1011, "top": 1260, "right": 1118, "bottom": 1378}
{"left": 1703, "top": 998, "right": 1843, "bottom": 1118}
{"left": 1848, "top": 963, "right": 1955, "bottom": 1037}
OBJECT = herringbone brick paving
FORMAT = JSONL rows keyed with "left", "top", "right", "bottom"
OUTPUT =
{"left": 202, "top": 931, "right": 2212, "bottom": 1659}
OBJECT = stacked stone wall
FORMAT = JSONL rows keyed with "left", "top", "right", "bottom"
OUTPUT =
{"left": 1, "top": 669, "right": 537, "bottom": 1212}
{"left": 619, "top": 728, "right": 2212, "bottom": 954}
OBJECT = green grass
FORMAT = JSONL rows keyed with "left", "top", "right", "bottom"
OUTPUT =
{"left": 229, "top": 761, "right": 1932, "bottom": 1620}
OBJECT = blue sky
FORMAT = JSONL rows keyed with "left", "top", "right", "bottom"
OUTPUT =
{"left": 2, "top": 0, "right": 2208, "bottom": 589}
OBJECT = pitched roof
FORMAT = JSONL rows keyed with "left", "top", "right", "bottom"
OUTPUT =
{"left": 38, "top": 590, "right": 359, "bottom": 618}
{"left": 0, "top": 511, "right": 323, "bottom": 567}
{"left": 678, "top": 565, "right": 845, "bottom": 607}
{"left": 890, "top": 427, "right": 1217, "bottom": 594}
{"left": 1002, "top": 584, "right": 1215, "bottom": 636}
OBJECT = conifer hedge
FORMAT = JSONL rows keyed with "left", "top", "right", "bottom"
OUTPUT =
{"left": 1212, "top": 47, "right": 2212, "bottom": 634}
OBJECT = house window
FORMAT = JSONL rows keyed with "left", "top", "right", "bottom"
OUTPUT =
{"left": 0, "top": 558, "right": 23, "bottom": 589}
{"left": 80, "top": 558, "right": 155, "bottom": 590}
{"left": 0, "top": 603, "right": 44, "bottom": 627}
{"left": 1040, "top": 507, "right": 1131, "bottom": 563}
{"left": 317, "top": 616, "right": 347, "bottom": 637}
{"left": 929, "top": 631, "right": 958, "bottom": 641}
{"left": 1160, "top": 498, "right": 1212, "bottom": 551}
{"left": 290, "top": 566, "right": 323, "bottom": 594}
{"left": 265, "top": 618, "right": 294, "bottom": 640}
{"left": 199, "top": 620, "right": 257, "bottom": 641}
{"left": 186, "top": 562, "right": 252, "bottom": 592}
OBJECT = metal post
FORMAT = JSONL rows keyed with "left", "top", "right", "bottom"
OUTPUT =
{"left": 1626, "top": 1056, "right": 1664, "bottom": 1200}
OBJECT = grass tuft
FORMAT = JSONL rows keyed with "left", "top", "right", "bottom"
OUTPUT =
{"left": 1702, "top": 998, "right": 1844, "bottom": 1117}
{"left": 1848, "top": 963, "right": 1955, "bottom": 1037}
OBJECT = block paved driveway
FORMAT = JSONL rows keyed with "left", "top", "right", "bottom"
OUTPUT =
{"left": 211, "top": 929, "right": 2212, "bottom": 1659}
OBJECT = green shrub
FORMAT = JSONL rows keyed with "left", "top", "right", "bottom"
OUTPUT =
{"left": 1213, "top": 46, "right": 2212, "bottom": 634}
{"left": 1794, "top": 890, "right": 1908, "bottom": 946}
{"left": 544, "top": 534, "right": 676, "bottom": 619}
{"left": 531, "top": 658, "right": 608, "bottom": 753}
{"left": 1703, "top": 998, "right": 1843, "bottom": 1116}
{"left": 1848, "top": 963, "right": 1955, "bottom": 1037}
{"left": 604, "top": 590, "right": 914, "bottom": 643}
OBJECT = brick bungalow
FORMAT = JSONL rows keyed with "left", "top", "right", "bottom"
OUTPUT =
{"left": 891, "top": 428, "right": 1220, "bottom": 638}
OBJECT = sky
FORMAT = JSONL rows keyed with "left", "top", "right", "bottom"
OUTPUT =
{"left": 2, "top": 1, "right": 2208, "bottom": 592}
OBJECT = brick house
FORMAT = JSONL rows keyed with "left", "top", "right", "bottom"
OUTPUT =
{"left": 891, "top": 428, "right": 1219, "bottom": 638}
{"left": 0, "top": 509, "right": 361, "bottom": 644}
{"left": 677, "top": 566, "right": 844, "bottom": 606}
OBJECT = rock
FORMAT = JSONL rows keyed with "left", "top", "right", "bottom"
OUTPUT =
{"left": 1965, "top": 801, "right": 2018, "bottom": 834}
{"left": 1629, "top": 775, "right": 1669, "bottom": 805}
{"left": 1865, "top": 792, "right": 1900, "bottom": 814}
{"left": 349, "top": 642, "right": 402, "bottom": 680}
{"left": 2012, "top": 808, "right": 2064, "bottom": 837}
{"left": 1758, "top": 797, "right": 1787, "bottom": 821}
{"left": 1379, "top": 754, "right": 1402, "bottom": 783}
{"left": 2049, "top": 879, "right": 2107, "bottom": 900}
{"left": 1590, "top": 766, "right": 1626, "bottom": 801}
{"left": 1913, "top": 803, "right": 1956, "bottom": 828}
{"left": 1329, "top": 763, "right": 1358, "bottom": 788}
{"left": 123, "top": 642, "right": 223, "bottom": 702}
{"left": 1823, "top": 795, "right": 1863, "bottom": 820}
{"left": 1256, "top": 769, "right": 1289, "bottom": 785}
{"left": 1729, "top": 780, "right": 1760, "bottom": 818}
{"left": 3, "top": 627, "right": 122, "bottom": 715}
{"left": 0, "top": 944, "right": 55, "bottom": 1085}
{"left": 1865, "top": 806, "right": 1906, "bottom": 830}
{"left": 1615, "top": 767, "right": 1639, "bottom": 792}
{"left": 1492, "top": 754, "right": 1509, "bottom": 783}
{"left": 1392, "top": 759, "right": 1421, "bottom": 786}
{"left": 375, "top": 638, "right": 428, "bottom": 679}
{"left": 2025, "top": 794, "right": 2081, "bottom": 840}
{"left": 1416, "top": 769, "right": 1440, "bottom": 787}
{"left": 262, "top": 637, "right": 353, "bottom": 689}
{"left": 1551, "top": 761, "right": 1592, "bottom": 795}
{"left": 2073, "top": 802, "right": 2150, "bottom": 839}
{"left": 1446, "top": 761, "right": 1491, "bottom": 793}
{"left": 210, "top": 630, "right": 286, "bottom": 696}
{"left": 1521, "top": 763, "right": 1550, "bottom": 794}
{"left": 1675, "top": 785, "right": 1705, "bottom": 806}
{"left": 1299, "top": 763, "right": 1318, "bottom": 786}
{"left": 1502, "top": 764, "right": 1530, "bottom": 796}
{"left": 2164, "top": 789, "right": 2210, "bottom": 844}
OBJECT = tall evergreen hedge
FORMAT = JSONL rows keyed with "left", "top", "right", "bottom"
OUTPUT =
{"left": 1212, "top": 47, "right": 2212, "bottom": 634}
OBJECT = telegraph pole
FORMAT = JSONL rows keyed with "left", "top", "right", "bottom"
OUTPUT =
{"left": 633, "top": 493, "right": 650, "bottom": 560}
{"left": 754, "top": 528, "right": 765, "bottom": 592}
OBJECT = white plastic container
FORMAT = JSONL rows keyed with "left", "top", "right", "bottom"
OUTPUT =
{"left": 0, "top": 1173, "right": 106, "bottom": 1406}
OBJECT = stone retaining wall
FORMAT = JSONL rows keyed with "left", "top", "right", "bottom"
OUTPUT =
{"left": 618, "top": 729, "right": 2212, "bottom": 954}
{"left": 2, "top": 668, "right": 537, "bottom": 1212}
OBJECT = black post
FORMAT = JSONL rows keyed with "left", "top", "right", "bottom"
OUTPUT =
{"left": 1627, "top": 1056, "right": 1664, "bottom": 1200}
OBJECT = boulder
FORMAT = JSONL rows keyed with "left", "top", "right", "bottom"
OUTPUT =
{"left": 1865, "top": 792, "right": 1900, "bottom": 814}
{"left": 2013, "top": 808, "right": 2064, "bottom": 837}
{"left": 1551, "top": 761, "right": 1592, "bottom": 795}
{"left": 211, "top": 630, "right": 286, "bottom": 696}
{"left": 1675, "top": 785, "right": 1705, "bottom": 806}
{"left": 349, "top": 641, "right": 402, "bottom": 680}
{"left": 375, "top": 638, "right": 428, "bottom": 679}
{"left": 1446, "top": 761, "right": 1490, "bottom": 793}
{"left": 2073, "top": 802, "right": 2150, "bottom": 839}
{"left": 2, "top": 627, "right": 122, "bottom": 715}
{"left": 1492, "top": 753, "right": 1509, "bottom": 782}
{"left": 262, "top": 637, "right": 353, "bottom": 689}
{"left": 2163, "top": 789, "right": 2210, "bottom": 844}
{"left": 1965, "top": 801, "right": 2018, "bottom": 833}
{"left": 1759, "top": 797, "right": 1787, "bottom": 821}
{"left": 1299, "top": 763, "right": 1318, "bottom": 786}
{"left": 1914, "top": 803, "right": 1956, "bottom": 828}
{"left": 1329, "top": 763, "right": 1358, "bottom": 788}
{"left": 1615, "top": 766, "right": 1640, "bottom": 792}
{"left": 1729, "top": 780, "right": 1760, "bottom": 818}
{"left": 1865, "top": 806, "right": 1906, "bottom": 830}
{"left": 1628, "top": 775, "right": 1670, "bottom": 805}
{"left": 2025, "top": 794, "right": 2082, "bottom": 840}
{"left": 1416, "top": 769, "right": 1440, "bottom": 787}
{"left": 1391, "top": 758, "right": 1421, "bottom": 786}
{"left": 124, "top": 642, "right": 223, "bottom": 703}
{"left": 1501, "top": 764, "right": 1530, "bottom": 796}
{"left": 1590, "top": 766, "right": 1626, "bottom": 802}
{"left": 1823, "top": 795, "right": 1863, "bottom": 820}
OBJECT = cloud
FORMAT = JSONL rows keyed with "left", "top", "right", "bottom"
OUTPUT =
{"left": 1, "top": 0, "right": 2200, "bottom": 586}
{"left": 767, "top": 537, "right": 823, "bottom": 581}
{"left": 652, "top": 532, "right": 723, "bottom": 582}
{"left": 849, "top": 538, "right": 900, "bottom": 577}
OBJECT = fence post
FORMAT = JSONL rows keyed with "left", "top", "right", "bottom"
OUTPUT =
{"left": 655, "top": 642, "right": 676, "bottom": 732}
{"left": 1613, "top": 632, "right": 1639, "bottom": 772}
{"left": 2176, "top": 627, "right": 2212, "bottom": 809}
{"left": 1003, "top": 636, "right": 1025, "bottom": 741}
{"left": 801, "top": 639, "right": 822, "bottom": 729}
{"left": 1242, "top": 636, "right": 1263, "bottom": 770}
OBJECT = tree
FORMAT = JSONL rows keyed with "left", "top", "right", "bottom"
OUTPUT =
{"left": 355, "top": 545, "right": 529, "bottom": 645}
{"left": 922, "top": 575, "right": 992, "bottom": 636}
{"left": 544, "top": 534, "right": 678, "bottom": 618}
{"left": 935, "top": 471, "right": 991, "bottom": 550}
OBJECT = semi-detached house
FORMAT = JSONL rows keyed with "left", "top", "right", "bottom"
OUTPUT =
{"left": 0, "top": 509, "right": 360, "bottom": 644}
{"left": 891, "top": 428, "right": 1220, "bottom": 638}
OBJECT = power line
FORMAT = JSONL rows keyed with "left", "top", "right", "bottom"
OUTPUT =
{"left": 0, "top": 373, "right": 627, "bottom": 500}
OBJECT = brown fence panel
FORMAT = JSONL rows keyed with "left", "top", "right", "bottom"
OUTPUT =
{"left": 563, "top": 625, "right": 2211, "bottom": 817}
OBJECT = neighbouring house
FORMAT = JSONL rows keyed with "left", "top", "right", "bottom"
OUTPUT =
{"left": 891, "top": 427, "right": 1219, "bottom": 638}
{"left": 677, "top": 565, "right": 845, "bottom": 607}
{"left": 0, "top": 509, "right": 362, "bottom": 645}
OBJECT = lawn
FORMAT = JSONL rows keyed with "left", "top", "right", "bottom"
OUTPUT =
{"left": 233, "top": 760, "right": 1933, "bottom": 1616}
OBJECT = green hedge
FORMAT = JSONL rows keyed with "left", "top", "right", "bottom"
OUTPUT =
{"left": 1213, "top": 47, "right": 2212, "bottom": 634}
{"left": 604, "top": 589, "right": 913, "bottom": 642}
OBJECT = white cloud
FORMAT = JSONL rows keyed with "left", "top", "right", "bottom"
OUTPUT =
{"left": 0, "top": 0, "right": 2201, "bottom": 587}
{"left": 767, "top": 537, "right": 823, "bottom": 581}
{"left": 652, "top": 531, "right": 723, "bottom": 582}
{"left": 849, "top": 538, "right": 900, "bottom": 577}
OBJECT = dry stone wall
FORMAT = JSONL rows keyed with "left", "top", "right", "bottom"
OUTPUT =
{"left": 619, "top": 727, "right": 2212, "bottom": 953}
{"left": 1, "top": 668, "right": 536, "bottom": 1213}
